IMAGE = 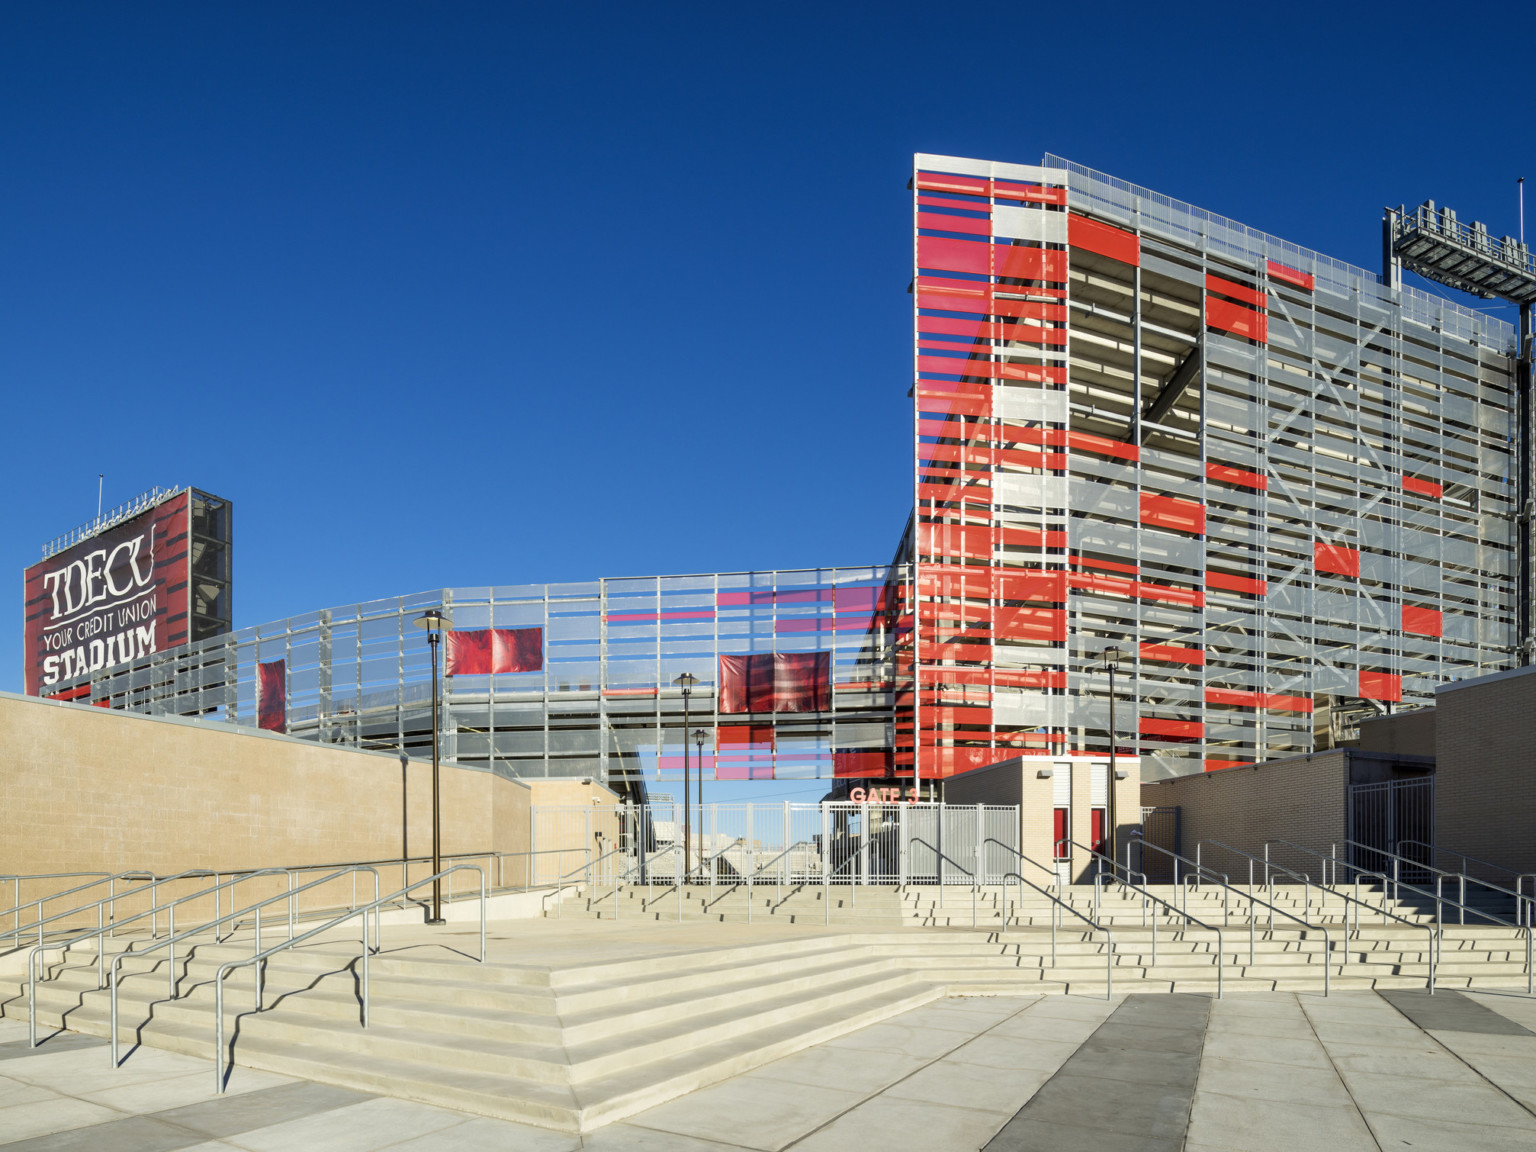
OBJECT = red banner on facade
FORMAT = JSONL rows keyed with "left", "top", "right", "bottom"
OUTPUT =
{"left": 719, "top": 652, "right": 831, "bottom": 714}
{"left": 257, "top": 659, "right": 286, "bottom": 734}
{"left": 444, "top": 627, "right": 543, "bottom": 676}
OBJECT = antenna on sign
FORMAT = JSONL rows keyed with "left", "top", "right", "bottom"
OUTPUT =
{"left": 96, "top": 474, "right": 104, "bottom": 525}
{"left": 1519, "top": 177, "right": 1526, "bottom": 247}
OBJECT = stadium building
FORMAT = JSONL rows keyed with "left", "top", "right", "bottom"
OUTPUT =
{"left": 25, "top": 153, "right": 1534, "bottom": 792}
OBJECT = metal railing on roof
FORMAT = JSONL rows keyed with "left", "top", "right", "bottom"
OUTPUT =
{"left": 40, "top": 487, "right": 182, "bottom": 559}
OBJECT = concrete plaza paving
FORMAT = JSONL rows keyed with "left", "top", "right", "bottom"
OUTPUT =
{"left": 3, "top": 988, "right": 1536, "bottom": 1150}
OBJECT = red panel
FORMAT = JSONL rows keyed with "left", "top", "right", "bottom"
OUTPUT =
{"left": 918, "top": 483, "right": 990, "bottom": 504}
{"left": 833, "top": 750, "right": 892, "bottom": 778}
{"left": 991, "top": 179, "right": 1067, "bottom": 205}
{"left": 1068, "top": 215, "right": 1140, "bottom": 266}
{"left": 916, "top": 278, "right": 993, "bottom": 314}
{"left": 1358, "top": 671, "right": 1403, "bottom": 702}
{"left": 918, "top": 211, "right": 991, "bottom": 236}
{"left": 717, "top": 724, "right": 775, "bottom": 750}
{"left": 1067, "top": 431, "right": 1140, "bottom": 461}
{"left": 1403, "top": 474, "right": 1443, "bottom": 498}
{"left": 995, "top": 246, "right": 1068, "bottom": 283}
{"left": 257, "top": 659, "right": 286, "bottom": 734}
{"left": 1206, "top": 297, "right": 1268, "bottom": 343}
{"left": 1204, "top": 759, "right": 1249, "bottom": 772}
{"left": 1265, "top": 694, "right": 1314, "bottom": 713}
{"left": 1402, "top": 605, "right": 1443, "bottom": 637}
{"left": 1090, "top": 808, "right": 1106, "bottom": 855}
{"left": 1140, "top": 717, "right": 1204, "bottom": 740}
{"left": 1205, "top": 274, "right": 1267, "bottom": 309}
{"left": 918, "top": 193, "right": 986, "bottom": 210}
{"left": 1206, "top": 571, "right": 1268, "bottom": 597}
{"left": 996, "top": 570, "right": 1068, "bottom": 603}
{"left": 917, "top": 392, "right": 991, "bottom": 417}
{"left": 1140, "top": 494, "right": 1206, "bottom": 535}
{"left": 1206, "top": 461, "right": 1268, "bottom": 490}
{"left": 1314, "top": 542, "right": 1361, "bottom": 578}
{"left": 92, "top": 698, "right": 110, "bottom": 708}
{"left": 1266, "top": 260, "right": 1315, "bottom": 291}
{"left": 915, "top": 172, "right": 989, "bottom": 196}
{"left": 47, "top": 683, "right": 91, "bottom": 701}
{"left": 996, "top": 448, "right": 1070, "bottom": 470}
{"left": 1205, "top": 688, "right": 1263, "bottom": 709}
{"left": 1053, "top": 809, "right": 1069, "bottom": 859}
{"left": 917, "top": 235, "right": 990, "bottom": 275}
{"left": 1140, "top": 643, "right": 1205, "bottom": 665}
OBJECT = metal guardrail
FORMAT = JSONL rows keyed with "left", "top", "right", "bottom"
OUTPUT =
{"left": 214, "top": 864, "right": 486, "bottom": 1092}
{"left": 107, "top": 866, "right": 381, "bottom": 1067}
{"left": 24, "top": 865, "right": 386, "bottom": 1048}
{"left": 996, "top": 870, "right": 1117, "bottom": 998}
{"left": 1334, "top": 839, "right": 1535, "bottom": 929}
{"left": 1201, "top": 840, "right": 1431, "bottom": 995}
{"left": 1396, "top": 840, "right": 1536, "bottom": 910}
{"left": 3, "top": 872, "right": 147, "bottom": 947}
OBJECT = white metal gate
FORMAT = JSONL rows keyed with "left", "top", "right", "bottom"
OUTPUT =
{"left": 530, "top": 802, "right": 1021, "bottom": 886}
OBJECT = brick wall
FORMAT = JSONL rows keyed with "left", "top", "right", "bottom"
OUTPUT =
{"left": 1434, "top": 666, "right": 1536, "bottom": 880}
{"left": 1356, "top": 708, "right": 1437, "bottom": 757}
{"left": 1139, "top": 751, "right": 1350, "bottom": 880}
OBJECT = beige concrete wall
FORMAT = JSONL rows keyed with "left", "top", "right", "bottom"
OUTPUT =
{"left": 524, "top": 779, "right": 621, "bottom": 885}
{"left": 946, "top": 756, "right": 1142, "bottom": 883}
{"left": 1356, "top": 708, "right": 1437, "bottom": 757}
{"left": 0, "top": 691, "right": 533, "bottom": 922}
{"left": 1434, "top": 666, "right": 1536, "bottom": 881}
{"left": 1139, "top": 752, "right": 1349, "bottom": 880}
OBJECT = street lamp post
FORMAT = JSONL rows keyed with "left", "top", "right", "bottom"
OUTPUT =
{"left": 673, "top": 673, "right": 698, "bottom": 881}
{"left": 414, "top": 609, "right": 451, "bottom": 924}
{"left": 692, "top": 728, "right": 709, "bottom": 874}
{"left": 1102, "top": 645, "right": 1124, "bottom": 873}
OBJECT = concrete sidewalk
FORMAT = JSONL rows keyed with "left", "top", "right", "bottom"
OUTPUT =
{"left": 3, "top": 988, "right": 1535, "bottom": 1150}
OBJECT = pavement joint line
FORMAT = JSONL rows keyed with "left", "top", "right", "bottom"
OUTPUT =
{"left": 1377, "top": 991, "right": 1536, "bottom": 1124}
{"left": 1297, "top": 992, "right": 1387, "bottom": 1152}
{"left": 773, "top": 995, "right": 1051, "bottom": 1150}
{"left": 619, "top": 993, "right": 1051, "bottom": 1152}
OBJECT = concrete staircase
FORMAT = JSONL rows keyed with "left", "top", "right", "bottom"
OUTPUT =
{"left": 2, "top": 880, "right": 1529, "bottom": 1133}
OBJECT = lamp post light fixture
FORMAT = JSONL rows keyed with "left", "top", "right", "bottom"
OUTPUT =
{"left": 673, "top": 672, "right": 698, "bottom": 881}
{"left": 692, "top": 727, "right": 709, "bottom": 873}
{"left": 413, "top": 609, "right": 452, "bottom": 925}
{"left": 1101, "top": 644, "right": 1124, "bottom": 872}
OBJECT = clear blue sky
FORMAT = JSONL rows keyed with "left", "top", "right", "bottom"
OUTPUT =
{"left": 5, "top": 0, "right": 1533, "bottom": 698}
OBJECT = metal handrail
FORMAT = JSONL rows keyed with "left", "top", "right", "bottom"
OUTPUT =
{"left": 2, "top": 871, "right": 153, "bottom": 947}
{"left": 553, "top": 845, "right": 618, "bottom": 919}
{"left": 1349, "top": 869, "right": 1531, "bottom": 995}
{"left": 214, "top": 863, "right": 486, "bottom": 1092}
{"left": 908, "top": 837, "right": 984, "bottom": 929}
{"left": 26, "top": 864, "right": 382, "bottom": 1047}
{"left": 981, "top": 839, "right": 1134, "bottom": 999}
{"left": 1397, "top": 840, "right": 1536, "bottom": 905}
{"left": 1201, "top": 840, "right": 1432, "bottom": 994}
{"left": 1125, "top": 841, "right": 1231, "bottom": 923}
{"left": 822, "top": 837, "right": 880, "bottom": 926}
{"left": 742, "top": 841, "right": 818, "bottom": 924}
{"left": 1337, "top": 839, "right": 1534, "bottom": 928}
{"left": 107, "top": 865, "right": 380, "bottom": 1066}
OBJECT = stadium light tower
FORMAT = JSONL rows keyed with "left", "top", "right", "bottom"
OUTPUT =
{"left": 415, "top": 609, "right": 450, "bottom": 924}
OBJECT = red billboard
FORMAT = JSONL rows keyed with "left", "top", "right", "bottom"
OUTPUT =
{"left": 23, "top": 491, "right": 193, "bottom": 697}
